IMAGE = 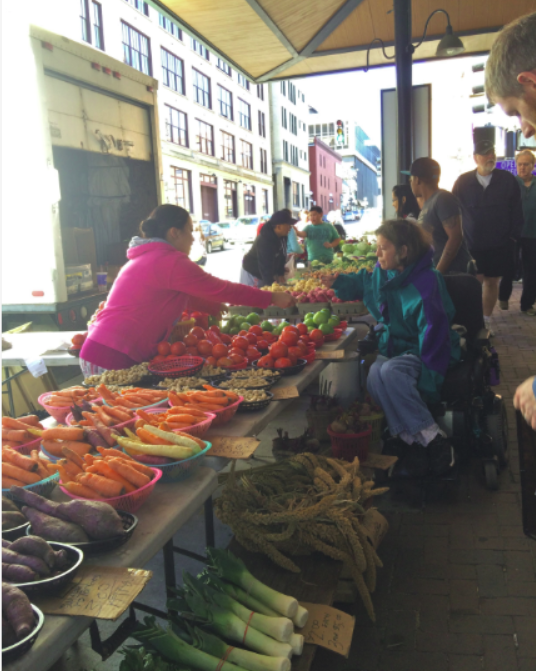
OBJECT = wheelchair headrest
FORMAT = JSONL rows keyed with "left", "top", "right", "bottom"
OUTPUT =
{"left": 443, "top": 273, "right": 485, "bottom": 342}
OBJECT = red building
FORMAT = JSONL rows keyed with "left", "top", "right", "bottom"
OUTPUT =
{"left": 308, "top": 137, "right": 343, "bottom": 213}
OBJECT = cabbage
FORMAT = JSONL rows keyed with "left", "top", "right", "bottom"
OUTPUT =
{"left": 355, "top": 242, "right": 369, "bottom": 254}
{"left": 341, "top": 244, "right": 355, "bottom": 254}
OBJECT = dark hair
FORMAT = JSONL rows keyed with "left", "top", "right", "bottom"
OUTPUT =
{"left": 392, "top": 184, "right": 421, "bottom": 218}
{"left": 140, "top": 204, "right": 190, "bottom": 239}
{"left": 310, "top": 205, "right": 323, "bottom": 214}
{"left": 375, "top": 218, "right": 432, "bottom": 267}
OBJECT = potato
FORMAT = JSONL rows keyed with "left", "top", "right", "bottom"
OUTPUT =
{"left": 22, "top": 507, "right": 89, "bottom": 543}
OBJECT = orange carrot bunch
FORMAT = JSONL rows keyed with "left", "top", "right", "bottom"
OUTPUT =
{"left": 73, "top": 404, "right": 134, "bottom": 428}
{"left": 42, "top": 386, "right": 99, "bottom": 408}
{"left": 2, "top": 415, "right": 44, "bottom": 448}
{"left": 2, "top": 447, "right": 58, "bottom": 489}
{"left": 134, "top": 407, "right": 213, "bottom": 433}
{"left": 59, "top": 446, "right": 155, "bottom": 500}
{"left": 97, "top": 385, "right": 168, "bottom": 409}
{"left": 168, "top": 386, "right": 240, "bottom": 413}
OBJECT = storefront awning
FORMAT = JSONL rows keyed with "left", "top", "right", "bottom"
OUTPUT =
{"left": 151, "top": 0, "right": 534, "bottom": 82}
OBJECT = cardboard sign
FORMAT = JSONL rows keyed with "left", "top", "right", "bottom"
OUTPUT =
{"left": 271, "top": 385, "right": 299, "bottom": 401}
{"left": 361, "top": 453, "right": 398, "bottom": 470}
{"left": 298, "top": 603, "right": 355, "bottom": 657}
{"left": 34, "top": 566, "right": 152, "bottom": 620}
{"left": 315, "top": 349, "right": 345, "bottom": 360}
{"left": 362, "top": 508, "right": 390, "bottom": 550}
{"left": 208, "top": 436, "right": 260, "bottom": 459}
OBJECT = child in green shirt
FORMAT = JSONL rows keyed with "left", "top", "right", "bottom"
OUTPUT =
{"left": 297, "top": 206, "right": 341, "bottom": 264}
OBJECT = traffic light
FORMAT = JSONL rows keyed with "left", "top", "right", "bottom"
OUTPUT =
{"left": 336, "top": 120, "right": 344, "bottom": 146}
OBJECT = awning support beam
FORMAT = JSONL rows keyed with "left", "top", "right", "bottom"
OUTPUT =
{"left": 394, "top": 0, "right": 413, "bottom": 182}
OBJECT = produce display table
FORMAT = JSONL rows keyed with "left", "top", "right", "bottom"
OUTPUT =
{"left": 2, "top": 331, "right": 82, "bottom": 368}
{"left": 4, "top": 467, "right": 218, "bottom": 671}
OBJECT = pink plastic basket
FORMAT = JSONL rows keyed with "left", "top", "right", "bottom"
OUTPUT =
{"left": 66, "top": 412, "right": 136, "bottom": 435}
{"left": 327, "top": 424, "right": 372, "bottom": 462}
{"left": 59, "top": 468, "right": 162, "bottom": 513}
{"left": 209, "top": 396, "right": 244, "bottom": 426}
{"left": 138, "top": 407, "right": 216, "bottom": 438}
{"left": 9, "top": 437, "right": 42, "bottom": 457}
{"left": 38, "top": 392, "right": 101, "bottom": 423}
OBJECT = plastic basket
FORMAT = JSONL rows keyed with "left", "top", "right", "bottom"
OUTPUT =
{"left": 37, "top": 393, "right": 76, "bottom": 423}
{"left": 360, "top": 412, "right": 385, "bottom": 446}
{"left": 263, "top": 306, "right": 298, "bottom": 318}
{"left": 3, "top": 472, "right": 60, "bottom": 500}
{"left": 123, "top": 442, "right": 212, "bottom": 484}
{"left": 228, "top": 306, "right": 264, "bottom": 317}
{"left": 303, "top": 349, "right": 316, "bottom": 364}
{"left": 148, "top": 356, "right": 204, "bottom": 379}
{"left": 66, "top": 412, "right": 136, "bottom": 435}
{"left": 324, "top": 328, "right": 343, "bottom": 342}
{"left": 170, "top": 319, "right": 196, "bottom": 343}
{"left": 9, "top": 437, "right": 42, "bottom": 457}
{"left": 307, "top": 406, "right": 341, "bottom": 442}
{"left": 139, "top": 407, "right": 216, "bottom": 438}
{"left": 103, "top": 396, "right": 167, "bottom": 411}
{"left": 209, "top": 396, "right": 244, "bottom": 426}
{"left": 296, "top": 302, "right": 330, "bottom": 316}
{"left": 226, "top": 360, "right": 249, "bottom": 371}
{"left": 59, "top": 468, "right": 162, "bottom": 513}
{"left": 327, "top": 424, "right": 372, "bottom": 462}
{"left": 339, "top": 320, "right": 348, "bottom": 330}
{"left": 330, "top": 301, "right": 369, "bottom": 316}
{"left": 254, "top": 359, "right": 307, "bottom": 377}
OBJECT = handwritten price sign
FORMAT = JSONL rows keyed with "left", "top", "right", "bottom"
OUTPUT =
{"left": 315, "top": 349, "right": 345, "bottom": 360}
{"left": 34, "top": 566, "right": 152, "bottom": 620}
{"left": 298, "top": 602, "right": 355, "bottom": 657}
{"left": 208, "top": 436, "right": 260, "bottom": 459}
{"left": 271, "top": 385, "right": 299, "bottom": 400}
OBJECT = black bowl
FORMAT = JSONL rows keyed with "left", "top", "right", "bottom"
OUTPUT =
{"left": 237, "top": 391, "right": 274, "bottom": 412}
{"left": 2, "top": 520, "right": 30, "bottom": 542}
{"left": 8, "top": 542, "right": 83, "bottom": 595}
{"left": 254, "top": 358, "right": 308, "bottom": 377}
{"left": 2, "top": 605, "right": 45, "bottom": 663}
{"left": 25, "top": 511, "right": 137, "bottom": 555}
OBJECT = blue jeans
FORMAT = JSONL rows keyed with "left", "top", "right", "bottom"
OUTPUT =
{"left": 367, "top": 354, "right": 436, "bottom": 440}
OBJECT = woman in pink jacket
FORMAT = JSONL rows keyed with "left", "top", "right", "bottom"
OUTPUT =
{"left": 80, "top": 205, "right": 295, "bottom": 371}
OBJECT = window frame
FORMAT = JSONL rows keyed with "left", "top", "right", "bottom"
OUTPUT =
{"left": 258, "top": 110, "right": 266, "bottom": 138}
{"left": 237, "top": 73, "right": 250, "bottom": 90}
{"left": 164, "top": 104, "right": 188, "bottom": 147}
{"left": 262, "top": 189, "right": 269, "bottom": 214}
{"left": 80, "top": 0, "right": 90, "bottom": 44}
{"left": 237, "top": 98, "right": 251, "bottom": 131}
{"left": 195, "top": 118, "right": 214, "bottom": 156}
{"left": 121, "top": 21, "right": 152, "bottom": 75}
{"left": 260, "top": 148, "right": 268, "bottom": 174}
{"left": 172, "top": 167, "right": 192, "bottom": 212}
{"left": 224, "top": 180, "right": 238, "bottom": 218}
{"left": 257, "top": 84, "right": 264, "bottom": 100}
{"left": 92, "top": 1, "right": 104, "bottom": 50}
{"left": 191, "top": 37, "right": 209, "bottom": 60}
{"left": 221, "top": 130, "right": 236, "bottom": 163}
{"left": 217, "top": 85, "right": 233, "bottom": 121}
{"left": 240, "top": 140, "right": 253, "bottom": 169}
{"left": 161, "top": 48, "right": 185, "bottom": 94}
{"left": 192, "top": 68, "right": 211, "bottom": 109}
{"left": 217, "top": 58, "right": 232, "bottom": 76}
{"left": 158, "top": 12, "right": 182, "bottom": 40}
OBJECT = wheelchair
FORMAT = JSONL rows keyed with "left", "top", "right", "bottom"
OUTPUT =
{"left": 357, "top": 273, "right": 508, "bottom": 490}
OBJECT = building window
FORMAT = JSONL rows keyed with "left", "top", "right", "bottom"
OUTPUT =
{"left": 257, "top": 84, "right": 264, "bottom": 100}
{"left": 80, "top": 0, "right": 90, "bottom": 43}
{"left": 221, "top": 131, "right": 235, "bottom": 163}
{"left": 290, "top": 145, "right": 298, "bottom": 167}
{"left": 161, "top": 49, "right": 184, "bottom": 94}
{"left": 258, "top": 111, "right": 266, "bottom": 138}
{"left": 281, "top": 107, "right": 287, "bottom": 129}
{"left": 200, "top": 173, "right": 217, "bottom": 185}
{"left": 92, "top": 2, "right": 104, "bottom": 50}
{"left": 262, "top": 189, "right": 269, "bottom": 214}
{"left": 293, "top": 182, "right": 299, "bottom": 207}
{"left": 191, "top": 37, "right": 209, "bottom": 60}
{"left": 158, "top": 12, "right": 182, "bottom": 39}
{"left": 237, "top": 73, "right": 250, "bottom": 90}
{"left": 283, "top": 140, "right": 289, "bottom": 163}
{"left": 124, "top": 0, "right": 149, "bottom": 15}
{"left": 81, "top": 1, "right": 104, "bottom": 49}
{"left": 289, "top": 113, "right": 297, "bottom": 135}
{"left": 196, "top": 119, "right": 214, "bottom": 156}
{"left": 240, "top": 140, "right": 253, "bottom": 169}
{"left": 217, "top": 85, "right": 233, "bottom": 120}
{"left": 301, "top": 184, "right": 305, "bottom": 209}
{"left": 164, "top": 105, "right": 188, "bottom": 147}
{"left": 172, "top": 167, "right": 192, "bottom": 211}
{"left": 193, "top": 69, "right": 211, "bottom": 108}
{"left": 224, "top": 180, "right": 237, "bottom": 218}
{"left": 260, "top": 148, "right": 268, "bottom": 174}
{"left": 244, "top": 184, "right": 256, "bottom": 214}
{"left": 280, "top": 81, "right": 286, "bottom": 96}
{"left": 238, "top": 99, "right": 251, "bottom": 130}
{"left": 288, "top": 82, "right": 296, "bottom": 104}
{"left": 217, "top": 58, "right": 231, "bottom": 76}
{"left": 121, "top": 22, "right": 151, "bottom": 75}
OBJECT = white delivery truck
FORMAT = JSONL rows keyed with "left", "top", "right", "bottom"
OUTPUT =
{"left": 2, "top": 23, "right": 163, "bottom": 332}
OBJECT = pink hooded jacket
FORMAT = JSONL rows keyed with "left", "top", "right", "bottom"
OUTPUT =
{"left": 86, "top": 240, "right": 272, "bottom": 363}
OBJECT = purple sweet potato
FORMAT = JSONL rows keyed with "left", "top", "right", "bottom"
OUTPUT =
{"left": 3, "top": 615, "right": 17, "bottom": 647}
{"left": 56, "top": 500, "right": 125, "bottom": 540}
{"left": 22, "top": 507, "right": 89, "bottom": 543}
{"left": 2, "top": 511, "right": 27, "bottom": 531}
{"left": 2, "top": 497, "right": 20, "bottom": 513}
{"left": 9, "top": 486, "right": 62, "bottom": 516}
{"left": 10, "top": 536, "right": 55, "bottom": 569}
{"left": 2, "top": 539, "right": 12, "bottom": 548}
{"left": 2, "top": 562, "right": 38, "bottom": 583}
{"left": 2, "top": 547, "right": 50, "bottom": 577}
{"left": 2, "top": 582, "right": 34, "bottom": 639}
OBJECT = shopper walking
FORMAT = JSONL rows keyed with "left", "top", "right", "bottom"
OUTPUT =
{"left": 452, "top": 141, "right": 523, "bottom": 329}
{"left": 405, "top": 158, "right": 471, "bottom": 274}
{"left": 296, "top": 205, "right": 341, "bottom": 265}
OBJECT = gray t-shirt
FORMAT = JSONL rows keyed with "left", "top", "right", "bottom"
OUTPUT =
{"left": 418, "top": 189, "right": 472, "bottom": 273}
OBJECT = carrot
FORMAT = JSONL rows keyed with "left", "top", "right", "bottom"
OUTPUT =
{"left": 2, "top": 463, "right": 41, "bottom": 485}
{"left": 104, "top": 406, "right": 133, "bottom": 422}
{"left": 113, "top": 398, "right": 139, "bottom": 409}
{"left": 56, "top": 462, "right": 74, "bottom": 483}
{"left": 114, "top": 458, "right": 155, "bottom": 479}
{"left": 84, "top": 453, "right": 95, "bottom": 466}
{"left": 2, "top": 476, "right": 25, "bottom": 488}
{"left": 193, "top": 394, "right": 228, "bottom": 405}
{"left": 18, "top": 415, "right": 44, "bottom": 428}
{"left": 136, "top": 409, "right": 157, "bottom": 424}
{"left": 2, "top": 448, "right": 38, "bottom": 472}
{"left": 97, "top": 385, "right": 117, "bottom": 404}
{"left": 78, "top": 472, "right": 125, "bottom": 498}
{"left": 165, "top": 414, "right": 199, "bottom": 425}
{"left": 58, "top": 458, "right": 83, "bottom": 479}
{"left": 134, "top": 419, "right": 146, "bottom": 430}
{"left": 191, "top": 403, "right": 224, "bottom": 412}
{"left": 91, "top": 405, "right": 114, "bottom": 427}
{"left": 136, "top": 427, "right": 174, "bottom": 446}
{"left": 61, "top": 447, "right": 86, "bottom": 469}
{"left": 42, "top": 426, "right": 85, "bottom": 442}
{"left": 32, "top": 454, "right": 51, "bottom": 480}
{"left": 88, "top": 461, "right": 137, "bottom": 493}
{"left": 167, "top": 406, "right": 208, "bottom": 418}
{"left": 62, "top": 481, "right": 101, "bottom": 499}
{"left": 107, "top": 458, "right": 150, "bottom": 488}
{"left": 2, "top": 417, "right": 35, "bottom": 431}
{"left": 3, "top": 429, "right": 31, "bottom": 443}
{"left": 97, "top": 447, "right": 133, "bottom": 460}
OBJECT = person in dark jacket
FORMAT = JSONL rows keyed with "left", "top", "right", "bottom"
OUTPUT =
{"left": 452, "top": 140, "right": 524, "bottom": 328}
{"left": 240, "top": 209, "right": 297, "bottom": 287}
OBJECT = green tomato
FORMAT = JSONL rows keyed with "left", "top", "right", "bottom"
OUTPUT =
{"left": 246, "top": 313, "right": 260, "bottom": 325}
{"left": 221, "top": 322, "right": 231, "bottom": 334}
{"left": 313, "top": 311, "right": 329, "bottom": 325}
{"left": 328, "top": 318, "right": 340, "bottom": 329}
{"left": 319, "top": 323, "right": 334, "bottom": 335}
{"left": 240, "top": 322, "right": 251, "bottom": 332}
{"left": 279, "top": 320, "right": 290, "bottom": 329}
{"left": 304, "top": 312, "right": 314, "bottom": 321}
{"left": 260, "top": 320, "right": 273, "bottom": 332}
{"left": 329, "top": 314, "right": 340, "bottom": 325}
{"left": 304, "top": 319, "right": 315, "bottom": 330}
{"left": 230, "top": 326, "right": 240, "bottom": 335}
{"left": 320, "top": 308, "right": 331, "bottom": 316}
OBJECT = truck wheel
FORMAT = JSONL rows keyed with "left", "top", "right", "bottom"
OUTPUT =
{"left": 485, "top": 400, "right": 508, "bottom": 468}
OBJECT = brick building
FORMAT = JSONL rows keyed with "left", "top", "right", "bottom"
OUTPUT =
{"left": 308, "top": 137, "right": 343, "bottom": 213}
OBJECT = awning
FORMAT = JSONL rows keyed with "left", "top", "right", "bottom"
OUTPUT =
{"left": 151, "top": 0, "right": 534, "bottom": 82}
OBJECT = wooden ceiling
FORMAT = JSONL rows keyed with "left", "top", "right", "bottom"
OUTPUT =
{"left": 154, "top": 0, "right": 535, "bottom": 81}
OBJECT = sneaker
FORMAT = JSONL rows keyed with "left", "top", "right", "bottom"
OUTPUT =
{"left": 388, "top": 443, "right": 428, "bottom": 479}
{"left": 427, "top": 434, "right": 455, "bottom": 476}
{"left": 499, "top": 300, "right": 509, "bottom": 310}
{"left": 521, "top": 308, "right": 536, "bottom": 316}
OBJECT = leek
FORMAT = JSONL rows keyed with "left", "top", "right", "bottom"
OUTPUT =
{"left": 206, "top": 549, "right": 298, "bottom": 618}
{"left": 292, "top": 605, "right": 309, "bottom": 629}
{"left": 168, "top": 590, "right": 293, "bottom": 659}
{"left": 201, "top": 572, "right": 280, "bottom": 618}
{"left": 119, "top": 646, "right": 191, "bottom": 671}
{"left": 289, "top": 633, "right": 304, "bottom": 656}
{"left": 184, "top": 573, "right": 293, "bottom": 643}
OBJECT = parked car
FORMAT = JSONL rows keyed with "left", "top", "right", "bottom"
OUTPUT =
{"left": 215, "top": 220, "right": 237, "bottom": 245}
{"left": 233, "top": 215, "right": 270, "bottom": 245}
{"left": 189, "top": 229, "right": 207, "bottom": 266}
{"left": 201, "top": 223, "right": 225, "bottom": 253}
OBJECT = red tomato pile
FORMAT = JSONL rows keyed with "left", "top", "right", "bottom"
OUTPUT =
{"left": 257, "top": 324, "right": 320, "bottom": 369}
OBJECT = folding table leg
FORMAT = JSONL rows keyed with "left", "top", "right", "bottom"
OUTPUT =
{"left": 204, "top": 496, "right": 215, "bottom": 547}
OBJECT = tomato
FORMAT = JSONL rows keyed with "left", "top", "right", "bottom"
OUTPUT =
{"left": 208, "top": 325, "right": 221, "bottom": 335}
{"left": 72, "top": 333, "right": 86, "bottom": 347}
{"left": 280, "top": 331, "right": 299, "bottom": 347}
{"left": 206, "top": 331, "right": 222, "bottom": 345}
{"left": 245, "top": 333, "right": 258, "bottom": 345}
{"left": 170, "top": 341, "right": 186, "bottom": 356}
{"left": 189, "top": 326, "right": 206, "bottom": 341}
{"left": 232, "top": 336, "right": 249, "bottom": 351}
{"left": 157, "top": 341, "right": 171, "bottom": 356}
{"left": 206, "top": 356, "right": 217, "bottom": 366}
{"left": 197, "top": 339, "right": 213, "bottom": 356}
{"left": 249, "top": 325, "right": 263, "bottom": 336}
{"left": 262, "top": 331, "right": 276, "bottom": 342}
{"left": 270, "top": 341, "right": 288, "bottom": 359}
{"left": 257, "top": 339, "right": 268, "bottom": 350}
{"left": 165, "top": 354, "right": 177, "bottom": 361}
{"left": 216, "top": 357, "right": 233, "bottom": 368}
{"left": 288, "top": 354, "right": 298, "bottom": 365}
{"left": 298, "top": 334, "right": 310, "bottom": 345}
{"left": 212, "top": 343, "right": 228, "bottom": 359}
{"left": 191, "top": 312, "right": 209, "bottom": 330}
{"left": 238, "top": 330, "right": 249, "bottom": 337}
{"left": 220, "top": 334, "right": 232, "bottom": 345}
{"left": 152, "top": 354, "right": 167, "bottom": 362}
{"left": 275, "top": 357, "right": 292, "bottom": 368}
{"left": 297, "top": 323, "right": 308, "bottom": 336}
{"left": 185, "top": 346, "right": 199, "bottom": 356}
{"left": 257, "top": 355, "right": 275, "bottom": 368}
{"left": 229, "top": 354, "right": 246, "bottom": 365}
{"left": 309, "top": 329, "right": 324, "bottom": 342}
{"left": 228, "top": 347, "right": 245, "bottom": 358}
{"left": 184, "top": 334, "right": 198, "bottom": 347}
{"left": 282, "top": 325, "right": 300, "bottom": 336}
{"left": 246, "top": 347, "right": 261, "bottom": 360}
{"left": 288, "top": 346, "right": 304, "bottom": 361}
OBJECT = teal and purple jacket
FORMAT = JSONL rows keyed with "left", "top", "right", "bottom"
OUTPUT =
{"left": 332, "top": 248, "right": 460, "bottom": 403}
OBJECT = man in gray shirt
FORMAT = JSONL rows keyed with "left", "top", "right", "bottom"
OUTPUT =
{"left": 403, "top": 158, "right": 472, "bottom": 274}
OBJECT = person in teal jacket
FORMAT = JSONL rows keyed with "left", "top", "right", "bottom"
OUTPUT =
{"left": 324, "top": 219, "right": 461, "bottom": 477}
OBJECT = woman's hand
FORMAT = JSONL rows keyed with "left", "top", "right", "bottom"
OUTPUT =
{"left": 321, "top": 273, "right": 339, "bottom": 289}
{"left": 271, "top": 291, "right": 296, "bottom": 309}
{"left": 514, "top": 376, "right": 536, "bottom": 430}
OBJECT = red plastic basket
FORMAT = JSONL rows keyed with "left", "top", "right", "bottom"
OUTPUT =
{"left": 208, "top": 396, "right": 244, "bottom": 426}
{"left": 303, "top": 349, "right": 316, "bottom": 364}
{"left": 38, "top": 393, "right": 101, "bottom": 423}
{"left": 226, "top": 360, "right": 249, "bottom": 371}
{"left": 148, "top": 356, "right": 204, "bottom": 379}
{"left": 140, "top": 407, "right": 216, "bottom": 438}
{"left": 327, "top": 424, "right": 372, "bottom": 462}
{"left": 59, "top": 468, "right": 162, "bottom": 513}
{"left": 312, "top": 338, "right": 325, "bottom": 349}
{"left": 339, "top": 321, "right": 348, "bottom": 330}
{"left": 324, "top": 328, "right": 343, "bottom": 342}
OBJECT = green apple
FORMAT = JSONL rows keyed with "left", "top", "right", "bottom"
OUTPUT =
{"left": 260, "top": 320, "right": 273, "bottom": 332}
{"left": 221, "top": 322, "right": 231, "bottom": 334}
{"left": 246, "top": 313, "right": 260, "bottom": 325}
{"left": 329, "top": 314, "right": 340, "bottom": 325}
{"left": 313, "top": 311, "right": 329, "bottom": 325}
{"left": 320, "top": 307, "right": 331, "bottom": 316}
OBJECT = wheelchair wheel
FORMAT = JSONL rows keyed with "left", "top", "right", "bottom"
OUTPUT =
{"left": 485, "top": 399, "right": 508, "bottom": 468}
{"left": 483, "top": 460, "right": 498, "bottom": 490}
